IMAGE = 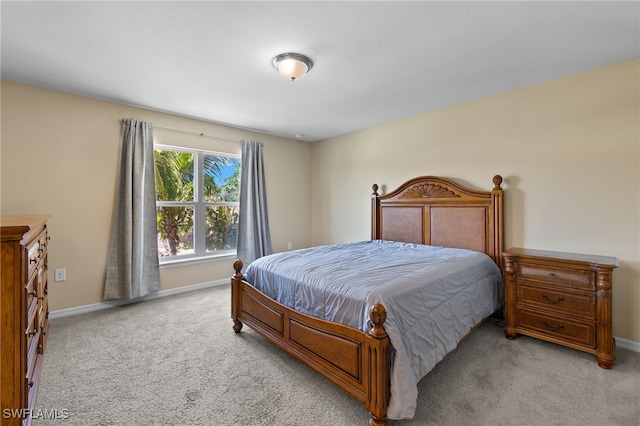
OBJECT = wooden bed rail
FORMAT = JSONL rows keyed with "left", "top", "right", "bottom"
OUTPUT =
{"left": 231, "top": 259, "right": 392, "bottom": 425}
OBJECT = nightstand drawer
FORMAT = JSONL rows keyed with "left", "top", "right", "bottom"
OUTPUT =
{"left": 518, "top": 285, "right": 595, "bottom": 318}
{"left": 517, "top": 309, "right": 595, "bottom": 348}
{"left": 517, "top": 263, "right": 594, "bottom": 291}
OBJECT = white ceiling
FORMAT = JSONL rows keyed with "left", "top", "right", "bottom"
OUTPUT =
{"left": 2, "top": 1, "right": 638, "bottom": 142}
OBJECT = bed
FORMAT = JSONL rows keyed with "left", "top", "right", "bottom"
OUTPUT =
{"left": 231, "top": 175, "right": 504, "bottom": 425}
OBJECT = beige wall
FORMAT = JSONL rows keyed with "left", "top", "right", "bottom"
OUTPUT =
{"left": 1, "top": 81, "right": 312, "bottom": 311}
{"left": 2, "top": 59, "right": 638, "bottom": 343}
{"left": 311, "top": 59, "right": 640, "bottom": 343}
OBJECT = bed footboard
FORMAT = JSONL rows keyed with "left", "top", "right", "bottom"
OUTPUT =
{"left": 231, "top": 260, "right": 391, "bottom": 426}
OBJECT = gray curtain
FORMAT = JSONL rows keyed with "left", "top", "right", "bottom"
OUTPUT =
{"left": 237, "top": 140, "right": 273, "bottom": 266}
{"left": 104, "top": 119, "right": 161, "bottom": 300}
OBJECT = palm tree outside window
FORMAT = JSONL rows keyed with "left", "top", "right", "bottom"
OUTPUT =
{"left": 154, "top": 145, "right": 240, "bottom": 261}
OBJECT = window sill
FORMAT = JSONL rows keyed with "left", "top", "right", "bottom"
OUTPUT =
{"left": 159, "top": 252, "right": 237, "bottom": 268}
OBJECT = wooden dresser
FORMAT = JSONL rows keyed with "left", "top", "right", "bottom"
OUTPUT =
{"left": 502, "top": 247, "right": 618, "bottom": 369}
{"left": 1, "top": 215, "right": 51, "bottom": 426}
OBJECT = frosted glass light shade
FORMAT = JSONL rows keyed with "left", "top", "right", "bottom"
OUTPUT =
{"left": 272, "top": 53, "right": 313, "bottom": 81}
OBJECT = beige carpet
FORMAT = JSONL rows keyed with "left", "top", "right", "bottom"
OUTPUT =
{"left": 33, "top": 285, "right": 639, "bottom": 426}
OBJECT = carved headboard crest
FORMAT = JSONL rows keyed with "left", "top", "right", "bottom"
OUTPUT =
{"left": 400, "top": 184, "right": 460, "bottom": 199}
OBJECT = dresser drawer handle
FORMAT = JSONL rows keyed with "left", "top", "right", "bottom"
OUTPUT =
{"left": 541, "top": 293, "right": 564, "bottom": 304}
{"left": 541, "top": 319, "right": 564, "bottom": 332}
{"left": 25, "top": 329, "right": 37, "bottom": 337}
{"left": 548, "top": 272, "right": 558, "bottom": 278}
{"left": 29, "top": 257, "right": 38, "bottom": 264}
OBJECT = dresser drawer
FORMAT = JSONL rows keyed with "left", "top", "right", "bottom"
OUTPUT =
{"left": 26, "top": 330, "right": 39, "bottom": 385}
{"left": 517, "top": 309, "right": 595, "bottom": 349}
{"left": 39, "top": 320, "right": 50, "bottom": 355}
{"left": 26, "top": 277, "right": 38, "bottom": 324}
{"left": 26, "top": 354, "right": 41, "bottom": 416}
{"left": 26, "top": 238, "right": 41, "bottom": 278}
{"left": 37, "top": 289, "right": 48, "bottom": 325}
{"left": 517, "top": 285, "right": 595, "bottom": 318}
{"left": 25, "top": 299, "right": 39, "bottom": 352}
{"left": 516, "top": 263, "right": 595, "bottom": 291}
{"left": 37, "top": 230, "right": 48, "bottom": 253}
{"left": 25, "top": 269, "right": 40, "bottom": 372}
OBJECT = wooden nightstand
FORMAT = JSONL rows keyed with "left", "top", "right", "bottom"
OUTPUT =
{"left": 502, "top": 247, "right": 618, "bottom": 369}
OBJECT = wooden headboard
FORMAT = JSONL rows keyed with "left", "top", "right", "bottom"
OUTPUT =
{"left": 371, "top": 175, "right": 504, "bottom": 268}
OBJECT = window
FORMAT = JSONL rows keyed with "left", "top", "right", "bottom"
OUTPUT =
{"left": 154, "top": 145, "right": 240, "bottom": 262}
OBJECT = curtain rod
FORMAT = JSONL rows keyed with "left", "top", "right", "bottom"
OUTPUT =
{"left": 119, "top": 119, "right": 242, "bottom": 143}
{"left": 154, "top": 124, "right": 243, "bottom": 143}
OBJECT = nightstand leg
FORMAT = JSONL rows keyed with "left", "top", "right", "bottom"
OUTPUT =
{"left": 502, "top": 258, "right": 519, "bottom": 341}
{"left": 596, "top": 269, "right": 615, "bottom": 369}
{"left": 596, "top": 352, "right": 615, "bottom": 369}
{"left": 504, "top": 330, "right": 521, "bottom": 340}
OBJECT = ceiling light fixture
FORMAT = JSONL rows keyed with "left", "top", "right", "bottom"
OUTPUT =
{"left": 272, "top": 53, "right": 313, "bottom": 81}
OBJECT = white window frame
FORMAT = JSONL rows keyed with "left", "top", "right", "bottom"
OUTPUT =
{"left": 155, "top": 144, "right": 240, "bottom": 264}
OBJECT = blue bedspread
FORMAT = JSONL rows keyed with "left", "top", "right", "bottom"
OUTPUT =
{"left": 244, "top": 240, "right": 503, "bottom": 420}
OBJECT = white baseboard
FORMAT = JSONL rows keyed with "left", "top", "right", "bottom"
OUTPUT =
{"left": 615, "top": 336, "right": 640, "bottom": 353}
{"left": 48, "top": 282, "right": 640, "bottom": 354}
{"left": 49, "top": 279, "right": 229, "bottom": 320}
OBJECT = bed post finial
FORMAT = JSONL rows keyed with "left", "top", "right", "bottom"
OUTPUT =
{"left": 493, "top": 175, "right": 503, "bottom": 190}
{"left": 233, "top": 259, "right": 244, "bottom": 278}
{"left": 369, "top": 304, "right": 388, "bottom": 339}
{"left": 371, "top": 184, "right": 381, "bottom": 240}
{"left": 491, "top": 175, "right": 504, "bottom": 269}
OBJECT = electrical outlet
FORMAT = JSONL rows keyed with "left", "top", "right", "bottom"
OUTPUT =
{"left": 287, "top": 242, "right": 293, "bottom": 250}
{"left": 54, "top": 268, "right": 66, "bottom": 282}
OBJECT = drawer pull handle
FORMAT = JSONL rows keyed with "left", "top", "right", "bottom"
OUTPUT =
{"left": 37, "top": 295, "right": 45, "bottom": 301}
{"left": 548, "top": 272, "right": 558, "bottom": 278}
{"left": 28, "top": 290, "right": 37, "bottom": 297}
{"left": 541, "top": 293, "right": 564, "bottom": 304}
{"left": 25, "top": 329, "right": 37, "bottom": 337}
{"left": 29, "top": 257, "right": 38, "bottom": 264}
{"left": 28, "top": 380, "right": 34, "bottom": 388}
{"left": 541, "top": 319, "right": 564, "bottom": 332}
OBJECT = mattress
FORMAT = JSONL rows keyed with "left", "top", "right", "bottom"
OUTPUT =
{"left": 244, "top": 240, "right": 503, "bottom": 419}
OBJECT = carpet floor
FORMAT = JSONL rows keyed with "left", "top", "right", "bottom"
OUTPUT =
{"left": 33, "top": 284, "right": 639, "bottom": 426}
